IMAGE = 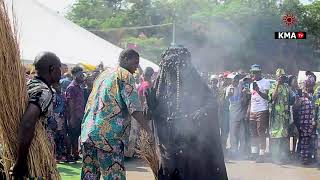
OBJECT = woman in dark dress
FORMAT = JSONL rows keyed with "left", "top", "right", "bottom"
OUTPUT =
{"left": 147, "top": 46, "right": 228, "bottom": 180}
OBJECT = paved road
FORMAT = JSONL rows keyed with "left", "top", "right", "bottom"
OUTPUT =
{"left": 126, "top": 159, "right": 320, "bottom": 180}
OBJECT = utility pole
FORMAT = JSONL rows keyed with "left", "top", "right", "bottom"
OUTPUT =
{"left": 171, "top": 5, "right": 176, "bottom": 47}
{"left": 171, "top": 18, "right": 176, "bottom": 46}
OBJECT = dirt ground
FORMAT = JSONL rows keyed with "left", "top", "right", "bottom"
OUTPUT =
{"left": 126, "top": 158, "right": 155, "bottom": 180}
{"left": 126, "top": 158, "right": 320, "bottom": 180}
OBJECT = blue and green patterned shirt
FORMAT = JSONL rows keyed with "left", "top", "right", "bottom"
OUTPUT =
{"left": 81, "top": 67, "right": 142, "bottom": 151}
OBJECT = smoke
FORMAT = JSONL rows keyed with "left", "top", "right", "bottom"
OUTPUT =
{"left": 173, "top": 20, "right": 241, "bottom": 73}
{"left": 168, "top": 5, "right": 318, "bottom": 75}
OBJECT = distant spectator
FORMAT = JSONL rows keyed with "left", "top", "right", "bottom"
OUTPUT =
{"left": 240, "top": 76, "right": 252, "bottom": 156}
{"left": 83, "top": 72, "right": 98, "bottom": 104}
{"left": 219, "top": 77, "right": 231, "bottom": 153}
{"left": 295, "top": 77, "right": 317, "bottom": 165}
{"left": 25, "top": 69, "right": 31, "bottom": 82}
{"left": 138, "top": 67, "right": 154, "bottom": 109}
{"left": 268, "top": 68, "right": 290, "bottom": 164}
{"left": 52, "top": 83, "right": 67, "bottom": 162}
{"left": 61, "top": 63, "right": 69, "bottom": 75}
{"left": 65, "top": 66, "right": 85, "bottom": 162}
{"left": 288, "top": 75, "right": 301, "bottom": 159}
{"left": 60, "top": 73, "right": 72, "bottom": 94}
{"left": 249, "top": 64, "right": 271, "bottom": 163}
{"left": 306, "top": 71, "right": 317, "bottom": 83}
{"left": 97, "top": 62, "right": 104, "bottom": 72}
{"left": 226, "top": 74, "right": 246, "bottom": 156}
{"left": 209, "top": 75, "right": 219, "bottom": 97}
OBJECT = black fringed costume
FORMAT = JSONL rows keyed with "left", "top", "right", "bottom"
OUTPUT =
{"left": 147, "top": 47, "right": 228, "bottom": 180}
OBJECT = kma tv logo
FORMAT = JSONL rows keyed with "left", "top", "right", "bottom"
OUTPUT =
{"left": 275, "top": 13, "right": 306, "bottom": 39}
{"left": 274, "top": 32, "right": 306, "bottom": 39}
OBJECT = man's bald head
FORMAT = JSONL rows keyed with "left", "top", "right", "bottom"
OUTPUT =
{"left": 33, "top": 52, "right": 62, "bottom": 84}
{"left": 33, "top": 52, "right": 61, "bottom": 75}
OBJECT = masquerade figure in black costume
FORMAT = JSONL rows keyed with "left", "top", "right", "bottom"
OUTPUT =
{"left": 147, "top": 46, "right": 228, "bottom": 180}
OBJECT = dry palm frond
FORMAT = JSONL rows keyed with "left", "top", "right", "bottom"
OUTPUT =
{"left": 0, "top": 1, "right": 60, "bottom": 179}
{"left": 136, "top": 130, "right": 159, "bottom": 180}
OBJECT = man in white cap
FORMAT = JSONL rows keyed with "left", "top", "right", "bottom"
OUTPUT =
{"left": 249, "top": 64, "right": 271, "bottom": 163}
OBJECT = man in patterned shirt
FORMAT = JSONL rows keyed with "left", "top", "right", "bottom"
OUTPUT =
{"left": 80, "top": 49, "right": 150, "bottom": 180}
{"left": 10, "top": 52, "right": 61, "bottom": 178}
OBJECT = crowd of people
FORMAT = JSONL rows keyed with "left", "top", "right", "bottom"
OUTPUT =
{"left": 12, "top": 48, "right": 228, "bottom": 180}
{"left": 9, "top": 47, "right": 320, "bottom": 180}
{"left": 38, "top": 62, "right": 154, "bottom": 165}
{"left": 207, "top": 65, "right": 320, "bottom": 165}
{"left": 24, "top": 58, "right": 102, "bottom": 163}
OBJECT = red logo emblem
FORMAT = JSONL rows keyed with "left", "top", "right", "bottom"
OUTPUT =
{"left": 282, "top": 14, "right": 297, "bottom": 27}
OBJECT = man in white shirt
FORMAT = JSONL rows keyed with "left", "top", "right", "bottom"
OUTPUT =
{"left": 249, "top": 64, "right": 271, "bottom": 163}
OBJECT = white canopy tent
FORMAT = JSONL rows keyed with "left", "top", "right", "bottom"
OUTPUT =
{"left": 7, "top": 0, "right": 159, "bottom": 71}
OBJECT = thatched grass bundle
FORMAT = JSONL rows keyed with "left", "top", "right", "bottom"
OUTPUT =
{"left": 136, "top": 130, "right": 159, "bottom": 180}
{"left": 0, "top": 1, "right": 60, "bottom": 179}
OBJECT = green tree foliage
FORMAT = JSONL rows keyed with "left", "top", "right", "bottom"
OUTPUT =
{"left": 301, "top": 1, "right": 320, "bottom": 51}
{"left": 101, "top": 12, "right": 129, "bottom": 29}
{"left": 67, "top": 0, "right": 113, "bottom": 28}
{"left": 122, "top": 37, "right": 166, "bottom": 63}
{"left": 68, "top": 0, "right": 320, "bottom": 72}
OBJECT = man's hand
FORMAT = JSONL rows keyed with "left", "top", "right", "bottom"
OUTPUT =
{"left": 277, "top": 76, "right": 284, "bottom": 85}
{"left": 242, "top": 88, "right": 249, "bottom": 93}
{"left": 253, "top": 84, "right": 260, "bottom": 92}
{"left": 132, "top": 111, "right": 152, "bottom": 134}
{"left": 272, "top": 82, "right": 281, "bottom": 102}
